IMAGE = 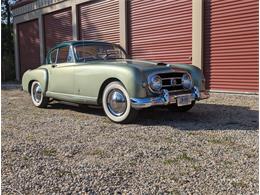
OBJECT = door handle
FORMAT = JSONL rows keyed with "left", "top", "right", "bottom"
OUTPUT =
{"left": 52, "top": 64, "right": 57, "bottom": 68}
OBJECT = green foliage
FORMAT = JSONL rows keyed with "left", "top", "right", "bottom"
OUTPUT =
{"left": 177, "top": 152, "right": 194, "bottom": 161}
{"left": 42, "top": 148, "right": 57, "bottom": 156}
{"left": 1, "top": 0, "right": 16, "bottom": 81}
{"left": 163, "top": 153, "right": 194, "bottom": 165}
{"left": 2, "top": 0, "right": 14, "bottom": 23}
{"left": 163, "top": 159, "right": 176, "bottom": 165}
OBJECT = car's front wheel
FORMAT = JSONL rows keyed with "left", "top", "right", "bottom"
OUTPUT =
{"left": 31, "top": 81, "right": 49, "bottom": 108}
{"left": 102, "top": 81, "right": 138, "bottom": 123}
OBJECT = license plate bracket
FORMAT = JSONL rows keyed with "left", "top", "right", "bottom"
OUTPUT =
{"left": 177, "top": 95, "right": 192, "bottom": 107}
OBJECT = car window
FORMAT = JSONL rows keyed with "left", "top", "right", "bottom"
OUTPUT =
{"left": 57, "top": 46, "right": 70, "bottom": 63}
{"left": 67, "top": 47, "right": 74, "bottom": 63}
{"left": 74, "top": 44, "right": 126, "bottom": 62}
{"left": 49, "top": 49, "right": 58, "bottom": 63}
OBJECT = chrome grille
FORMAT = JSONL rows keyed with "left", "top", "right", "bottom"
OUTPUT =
{"left": 158, "top": 72, "right": 187, "bottom": 92}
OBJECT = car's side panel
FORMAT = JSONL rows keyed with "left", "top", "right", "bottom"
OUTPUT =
{"left": 22, "top": 68, "right": 48, "bottom": 94}
{"left": 73, "top": 63, "right": 147, "bottom": 102}
{"left": 48, "top": 63, "right": 75, "bottom": 94}
{"left": 45, "top": 91, "right": 97, "bottom": 104}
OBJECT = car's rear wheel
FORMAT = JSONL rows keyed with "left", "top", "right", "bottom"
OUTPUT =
{"left": 102, "top": 81, "right": 138, "bottom": 123}
{"left": 168, "top": 101, "right": 195, "bottom": 112}
{"left": 31, "top": 81, "right": 48, "bottom": 108}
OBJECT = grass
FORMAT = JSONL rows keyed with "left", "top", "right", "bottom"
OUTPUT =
{"left": 42, "top": 148, "right": 57, "bottom": 156}
{"left": 164, "top": 137, "right": 173, "bottom": 143}
{"left": 22, "top": 156, "right": 29, "bottom": 161}
{"left": 57, "top": 169, "right": 74, "bottom": 177}
{"left": 128, "top": 160, "right": 137, "bottom": 166}
{"left": 192, "top": 164, "right": 202, "bottom": 171}
{"left": 26, "top": 134, "right": 35, "bottom": 141}
{"left": 177, "top": 152, "right": 194, "bottom": 161}
{"left": 168, "top": 189, "right": 181, "bottom": 195}
{"left": 223, "top": 160, "right": 232, "bottom": 167}
{"left": 86, "top": 149, "right": 108, "bottom": 158}
{"left": 245, "top": 153, "right": 256, "bottom": 159}
{"left": 187, "top": 132, "right": 200, "bottom": 136}
{"left": 163, "top": 159, "right": 177, "bottom": 165}
{"left": 90, "top": 149, "right": 104, "bottom": 156}
{"left": 208, "top": 136, "right": 235, "bottom": 146}
{"left": 231, "top": 181, "right": 248, "bottom": 188}
{"left": 163, "top": 152, "right": 194, "bottom": 165}
{"left": 208, "top": 139, "right": 223, "bottom": 144}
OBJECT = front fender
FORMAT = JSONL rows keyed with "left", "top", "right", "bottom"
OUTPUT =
{"left": 171, "top": 64, "right": 205, "bottom": 90}
{"left": 111, "top": 69, "right": 147, "bottom": 98}
{"left": 22, "top": 68, "right": 48, "bottom": 94}
{"left": 99, "top": 66, "right": 147, "bottom": 98}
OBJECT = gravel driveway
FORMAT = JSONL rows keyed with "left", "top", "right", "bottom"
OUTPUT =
{"left": 2, "top": 89, "right": 258, "bottom": 194}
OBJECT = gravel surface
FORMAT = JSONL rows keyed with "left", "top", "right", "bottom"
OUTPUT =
{"left": 2, "top": 89, "right": 259, "bottom": 194}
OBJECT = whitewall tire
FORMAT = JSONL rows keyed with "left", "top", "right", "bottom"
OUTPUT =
{"left": 102, "top": 81, "right": 138, "bottom": 123}
{"left": 31, "top": 81, "right": 49, "bottom": 108}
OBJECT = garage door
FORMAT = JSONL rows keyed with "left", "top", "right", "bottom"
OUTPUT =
{"left": 78, "top": 0, "right": 120, "bottom": 44}
{"left": 129, "top": 0, "right": 192, "bottom": 64}
{"left": 44, "top": 8, "right": 73, "bottom": 54}
{"left": 204, "top": 0, "right": 259, "bottom": 92}
{"left": 18, "top": 19, "right": 40, "bottom": 76}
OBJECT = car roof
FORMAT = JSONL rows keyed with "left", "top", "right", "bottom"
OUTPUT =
{"left": 55, "top": 40, "right": 115, "bottom": 48}
{"left": 45, "top": 40, "right": 127, "bottom": 63}
{"left": 49, "top": 40, "right": 118, "bottom": 53}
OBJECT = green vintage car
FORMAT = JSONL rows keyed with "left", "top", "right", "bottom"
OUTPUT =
{"left": 22, "top": 40, "right": 209, "bottom": 123}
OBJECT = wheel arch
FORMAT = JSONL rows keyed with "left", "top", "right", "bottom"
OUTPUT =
{"left": 97, "top": 78, "right": 123, "bottom": 105}
{"left": 28, "top": 80, "right": 36, "bottom": 94}
{"left": 22, "top": 68, "right": 49, "bottom": 94}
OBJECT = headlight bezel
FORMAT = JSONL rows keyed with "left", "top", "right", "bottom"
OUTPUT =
{"left": 148, "top": 74, "right": 162, "bottom": 93}
{"left": 181, "top": 73, "right": 193, "bottom": 89}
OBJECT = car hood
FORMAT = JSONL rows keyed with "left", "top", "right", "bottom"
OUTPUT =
{"left": 84, "top": 59, "right": 186, "bottom": 73}
{"left": 87, "top": 59, "right": 203, "bottom": 89}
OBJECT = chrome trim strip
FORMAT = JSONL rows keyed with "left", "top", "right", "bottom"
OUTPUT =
{"left": 168, "top": 89, "right": 190, "bottom": 93}
{"left": 162, "top": 84, "right": 182, "bottom": 87}
{"left": 131, "top": 87, "right": 209, "bottom": 109}
{"left": 161, "top": 77, "right": 182, "bottom": 80}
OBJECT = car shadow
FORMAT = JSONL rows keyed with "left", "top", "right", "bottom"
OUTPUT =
{"left": 48, "top": 102, "right": 105, "bottom": 117}
{"left": 136, "top": 104, "right": 258, "bottom": 131}
{"left": 48, "top": 101, "right": 258, "bottom": 131}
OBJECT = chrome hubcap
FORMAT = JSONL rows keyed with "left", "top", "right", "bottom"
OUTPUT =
{"left": 33, "top": 83, "right": 42, "bottom": 103}
{"left": 107, "top": 89, "right": 127, "bottom": 116}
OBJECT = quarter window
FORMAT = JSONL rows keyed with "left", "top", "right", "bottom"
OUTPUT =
{"left": 49, "top": 49, "right": 58, "bottom": 63}
{"left": 67, "top": 47, "right": 74, "bottom": 63}
{"left": 57, "top": 46, "right": 70, "bottom": 63}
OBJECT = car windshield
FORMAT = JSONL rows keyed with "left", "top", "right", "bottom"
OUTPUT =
{"left": 74, "top": 44, "right": 126, "bottom": 62}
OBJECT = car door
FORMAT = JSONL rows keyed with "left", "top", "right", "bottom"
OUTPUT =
{"left": 48, "top": 45, "right": 75, "bottom": 95}
{"left": 73, "top": 44, "right": 101, "bottom": 101}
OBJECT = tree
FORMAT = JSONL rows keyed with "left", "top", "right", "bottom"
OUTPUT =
{"left": 1, "top": 0, "right": 16, "bottom": 81}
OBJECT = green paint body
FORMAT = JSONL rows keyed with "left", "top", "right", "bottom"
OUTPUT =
{"left": 22, "top": 41, "right": 205, "bottom": 105}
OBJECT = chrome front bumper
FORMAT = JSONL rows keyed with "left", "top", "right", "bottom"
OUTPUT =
{"left": 130, "top": 87, "right": 210, "bottom": 109}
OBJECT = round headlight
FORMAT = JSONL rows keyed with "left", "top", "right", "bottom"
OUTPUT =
{"left": 149, "top": 75, "right": 162, "bottom": 92}
{"left": 181, "top": 73, "right": 192, "bottom": 89}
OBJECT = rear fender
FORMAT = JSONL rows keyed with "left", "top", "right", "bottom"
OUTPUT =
{"left": 22, "top": 68, "right": 48, "bottom": 94}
